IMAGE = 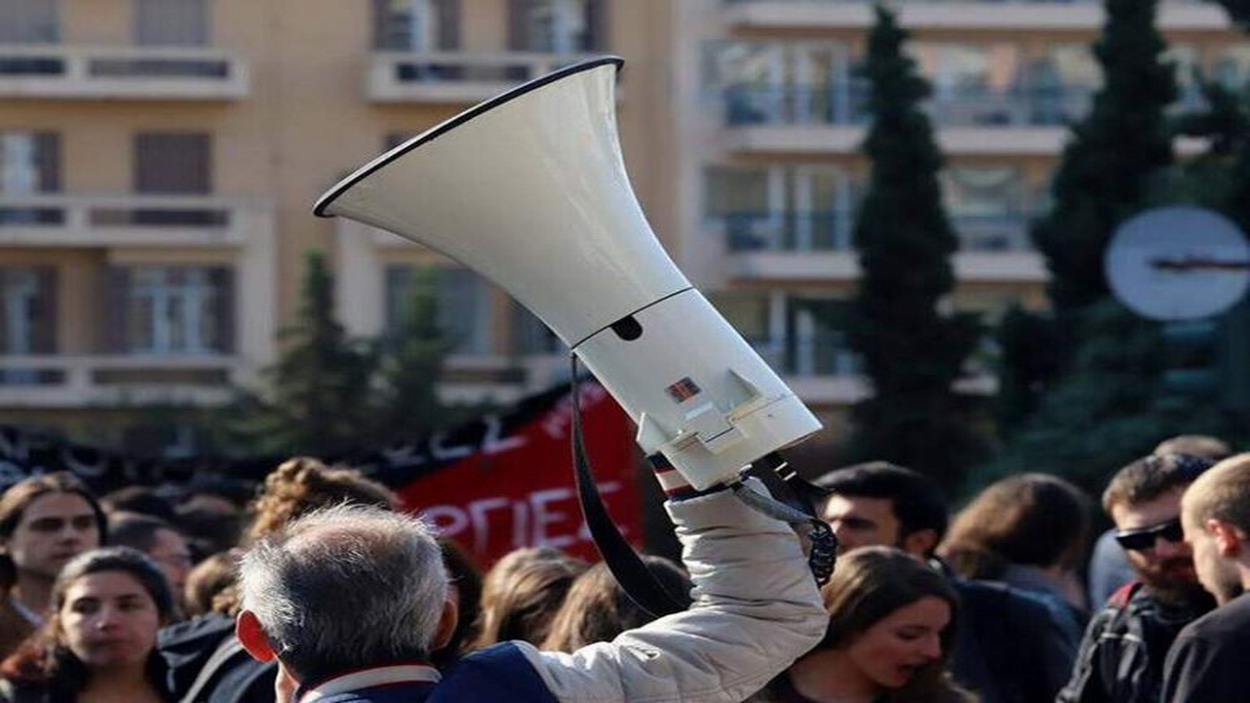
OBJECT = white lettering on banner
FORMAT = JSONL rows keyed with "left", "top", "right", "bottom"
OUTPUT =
{"left": 424, "top": 505, "right": 469, "bottom": 537}
{"left": 425, "top": 481, "right": 625, "bottom": 552}
{"left": 429, "top": 431, "right": 475, "bottom": 461}
{"left": 481, "top": 416, "right": 526, "bottom": 455}
{"left": 468, "top": 497, "right": 511, "bottom": 554}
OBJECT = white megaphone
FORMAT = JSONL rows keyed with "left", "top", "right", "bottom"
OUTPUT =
{"left": 315, "top": 57, "right": 821, "bottom": 491}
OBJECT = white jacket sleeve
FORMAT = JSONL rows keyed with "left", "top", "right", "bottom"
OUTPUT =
{"left": 516, "top": 478, "right": 827, "bottom": 703}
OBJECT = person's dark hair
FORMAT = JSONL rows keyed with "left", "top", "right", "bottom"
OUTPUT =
{"left": 100, "top": 486, "right": 177, "bottom": 523}
{"left": 0, "top": 547, "right": 173, "bottom": 693}
{"left": 817, "top": 547, "right": 964, "bottom": 702}
{"left": 940, "top": 473, "right": 1092, "bottom": 579}
{"left": 1102, "top": 453, "right": 1214, "bottom": 514}
{"left": 542, "top": 556, "right": 692, "bottom": 652}
{"left": 814, "top": 462, "right": 949, "bottom": 545}
{"left": 1153, "top": 435, "right": 1232, "bottom": 462}
{"left": 473, "top": 547, "right": 588, "bottom": 649}
{"left": 108, "top": 512, "right": 178, "bottom": 554}
{"left": 433, "top": 538, "right": 482, "bottom": 668}
{"left": 0, "top": 473, "right": 108, "bottom": 590}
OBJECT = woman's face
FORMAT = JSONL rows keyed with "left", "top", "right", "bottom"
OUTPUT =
{"left": 59, "top": 571, "right": 161, "bottom": 670}
{"left": 845, "top": 595, "right": 951, "bottom": 689}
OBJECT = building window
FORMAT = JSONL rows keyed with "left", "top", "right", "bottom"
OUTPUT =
{"left": 386, "top": 265, "right": 492, "bottom": 356}
{"left": 513, "top": 304, "right": 561, "bottom": 355}
{"left": 0, "top": 0, "right": 58, "bottom": 44}
{"left": 510, "top": 0, "right": 605, "bottom": 53}
{"left": 0, "top": 131, "right": 58, "bottom": 193}
{"left": 914, "top": 42, "right": 1023, "bottom": 125}
{"left": 374, "top": 0, "right": 459, "bottom": 51}
{"left": 135, "top": 0, "right": 208, "bottom": 46}
{"left": 1027, "top": 44, "right": 1099, "bottom": 125}
{"left": 943, "top": 166, "right": 1028, "bottom": 251}
{"left": 706, "top": 164, "right": 854, "bottom": 252}
{"left": 0, "top": 131, "right": 59, "bottom": 225}
{"left": 705, "top": 40, "right": 854, "bottom": 126}
{"left": 134, "top": 133, "right": 211, "bottom": 194}
{"left": 114, "top": 266, "right": 233, "bottom": 355}
{"left": 0, "top": 266, "right": 55, "bottom": 355}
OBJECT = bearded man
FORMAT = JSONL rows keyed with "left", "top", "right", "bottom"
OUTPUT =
{"left": 1057, "top": 453, "right": 1215, "bottom": 703}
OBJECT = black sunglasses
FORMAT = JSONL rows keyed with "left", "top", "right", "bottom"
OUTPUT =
{"left": 1114, "top": 517, "right": 1184, "bottom": 552}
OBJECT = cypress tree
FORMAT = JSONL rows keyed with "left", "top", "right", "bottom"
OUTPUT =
{"left": 840, "top": 5, "right": 984, "bottom": 489}
{"left": 1031, "top": 0, "right": 1177, "bottom": 313}
{"left": 218, "top": 250, "right": 377, "bottom": 457}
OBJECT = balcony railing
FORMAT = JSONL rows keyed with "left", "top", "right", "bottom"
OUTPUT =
{"left": 718, "top": 211, "right": 856, "bottom": 252}
{"left": 0, "top": 193, "right": 270, "bottom": 247}
{"left": 713, "top": 210, "right": 1035, "bottom": 253}
{"left": 722, "top": 0, "right": 1221, "bottom": 32}
{"left": 0, "top": 44, "right": 248, "bottom": 99}
{"left": 722, "top": 83, "right": 1099, "bottom": 128}
{"left": 368, "top": 51, "right": 606, "bottom": 102}
{"left": 0, "top": 355, "right": 241, "bottom": 408}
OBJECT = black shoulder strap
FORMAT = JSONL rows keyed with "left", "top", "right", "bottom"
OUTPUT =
{"left": 569, "top": 358, "right": 686, "bottom": 619}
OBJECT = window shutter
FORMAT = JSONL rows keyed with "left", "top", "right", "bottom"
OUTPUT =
{"left": 507, "top": 0, "right": 531, "bottom": 51}
{"left": 32, "top": 266, "right": 56, "bottom": 354}
{"left": 35, "top": 133, "right": 59, "bottom": 192}
{"left": 105, "top": 267, "right": 131, "bottom": 353}
{"left": 211, "top": 266, "right": 235, "bottom": 353}
{"left": 587, "top": 0, "right": 608, "bottom": 52}
{"left": 436, "top": 0, "right": 460, "bottom": 51}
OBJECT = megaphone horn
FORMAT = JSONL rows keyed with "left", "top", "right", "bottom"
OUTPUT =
{"left": 315, "top": 57, "right": 821, "bottom": 491}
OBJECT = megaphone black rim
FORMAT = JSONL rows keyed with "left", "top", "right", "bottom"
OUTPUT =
{"left": 313, "top": 55, "right": 626, "bottom": 218}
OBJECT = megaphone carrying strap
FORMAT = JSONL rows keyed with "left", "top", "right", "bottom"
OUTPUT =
{"left": 567, "top": 355, "right": 837, "bottom": 621}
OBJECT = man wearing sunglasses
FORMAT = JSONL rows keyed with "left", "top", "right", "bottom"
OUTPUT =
{"left": 1058, "top": 453, "right": 1215, "bottom": 703}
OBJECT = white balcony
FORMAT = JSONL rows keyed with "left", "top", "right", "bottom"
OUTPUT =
{"left": 0, "top": 44, "right": 249, "bottom": 100}
{"left": 727, "top": 248, "right": 1044, "bottom": 282}
{"left": 0, "top": 355, "right": 242, "bottom": 408}
{"left": 367, "top": 51, "right": 607, "bottom": 103}
{"left": 0, "top": 193, "right": 272, "bottom": 248}
{"left": 723, "top": 1, "right": 1227, "bottom": 32}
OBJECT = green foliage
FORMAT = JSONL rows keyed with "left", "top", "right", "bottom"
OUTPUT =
{"left": 975, "top": 301, "right": 1242, "bottom": 496}
{"left": 215, "top": 250, "right": 380, "bottom": 457}
{"left": 1031, "top": 0, "right": 1176, "bottom": 313}
{"left": 993, "top": 306, "right": 1060, "bottom": 436}
{"left": 835, "top": 6, "right": 987, "bottom": 490}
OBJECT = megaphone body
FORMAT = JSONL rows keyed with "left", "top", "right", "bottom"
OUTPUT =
{"left": 316, "top": 57, "right": 821, "bottom": 491}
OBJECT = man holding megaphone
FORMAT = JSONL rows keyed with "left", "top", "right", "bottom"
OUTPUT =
{"left": 268, "top": 57, "right": 835, "bottom": 701}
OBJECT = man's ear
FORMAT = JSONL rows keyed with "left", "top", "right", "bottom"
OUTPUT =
{"left": 901, "top": 529, "right": 939, "bottom": 559}
{"left": 236, "top": 610, "right": 277, "bottom": 662}
{"left": 1208, "top": 519, "right": 1244, "bottom": 557}
{"left": 430, "top": 598, "right": 459, "bottom": 653}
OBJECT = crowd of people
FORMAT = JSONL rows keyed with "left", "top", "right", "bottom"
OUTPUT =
{"left": 0, "top": 434, "right": 1246, "bottom": 701}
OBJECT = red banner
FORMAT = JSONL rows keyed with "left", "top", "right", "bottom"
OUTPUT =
{"left": 393, "top": 382, "right": 641, "bottom": 566}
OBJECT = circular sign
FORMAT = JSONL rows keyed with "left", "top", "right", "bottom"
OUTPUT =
{"left": 1105, "top": 206, "right": 1250, "bottom": 321}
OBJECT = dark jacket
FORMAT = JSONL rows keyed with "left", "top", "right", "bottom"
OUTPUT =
{"left": 159, "top": 613, "right": 275, "bottom": 703}
{"left": 1161, "top": 591, "right": 1250, "bottom": 703}
{"left": 944, "top": 568, "right": 1077, "bottom": 703}
{"left": 1057, "top": 581, "right": 1213, "bottom": 703}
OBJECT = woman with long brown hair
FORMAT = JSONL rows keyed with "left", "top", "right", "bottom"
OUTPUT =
{"left": 766, "top": 547, "right": 972, "bottom": 703}
{"left": 0, "top": 547, "right": 175, "bottom": 703}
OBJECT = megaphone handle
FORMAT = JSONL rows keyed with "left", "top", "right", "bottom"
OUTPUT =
{"left": 569, "top": 354, "right": 688, "bottom": 619}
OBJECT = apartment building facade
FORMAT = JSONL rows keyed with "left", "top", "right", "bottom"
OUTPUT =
{"left": 0, "top": 0, "right": 1241, "bottom": 452}
{"left": 0, "top": 0, "right": 675, "bottom": 452}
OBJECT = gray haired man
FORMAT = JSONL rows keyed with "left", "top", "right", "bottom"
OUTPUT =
{"left": 234, "top": 477, "right": 825, "bottom": 703}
